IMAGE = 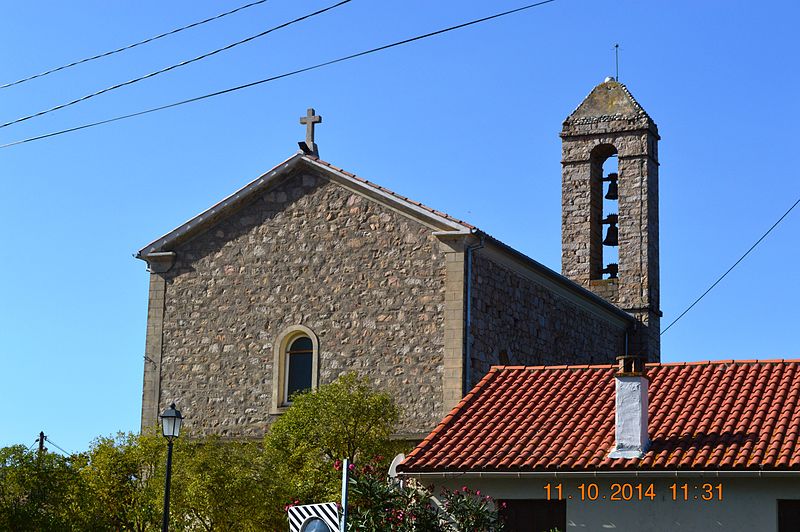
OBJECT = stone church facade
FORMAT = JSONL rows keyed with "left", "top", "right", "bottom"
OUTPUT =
{"left": 137, "top": 79, "right": 660, "bottom": 439}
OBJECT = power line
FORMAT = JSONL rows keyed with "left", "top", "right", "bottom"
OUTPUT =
{"left": 661, "top": 196, "right": 800, "bottom": 336}
{"left": 0, "top": 0, "right": 558, "bottom": 149}
{"left": 0, "top": 0, "right": 271, "bottom": 90}
{"left": 44, "top": 437, "right": 73, "bottom": 456}
{"left": 0, "top": 0, "right": 352, "bottom": 130}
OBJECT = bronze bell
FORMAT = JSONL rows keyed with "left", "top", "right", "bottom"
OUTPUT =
{"left": 603, "top": 225, "right": 619, "bottom": 247}
{"left": 601, "top": 263, "right": 618, "bottom": 279}
{"left": 604, "top": 172, "right": 619, "bottom": 200}
{"left": 602, "top": 214, "right": 619, "bottom": 247}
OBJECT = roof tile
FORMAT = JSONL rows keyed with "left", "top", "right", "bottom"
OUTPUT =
{"left": 400, "top": 360, "right": 800, "bottom": 473}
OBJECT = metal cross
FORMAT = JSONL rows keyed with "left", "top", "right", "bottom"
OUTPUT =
{"left": 299, "top": 107, "right": 322, "bottom": 155}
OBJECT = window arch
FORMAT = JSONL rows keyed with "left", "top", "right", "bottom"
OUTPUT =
{"left": 589, "top": 143, "right": 620, "bottom": 280}
{"left": 271, "top": 325, "right": 319, "bottom": 413}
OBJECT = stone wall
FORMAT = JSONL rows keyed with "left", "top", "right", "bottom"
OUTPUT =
{"left": 468, "top": 250, "right": 626, "bottom": 387}
{"left": 156, "top": 169, "right": 447, "bottom": 438}
{"left": 561, "top": 81, "right": 661, "bottom": 361}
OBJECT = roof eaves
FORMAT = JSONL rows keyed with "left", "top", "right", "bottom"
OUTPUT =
{"left": 136, "top": 152, "right": 305, "bottom": 259}
{"left": 400, "top": 469, "right": 800, "bottom": 479}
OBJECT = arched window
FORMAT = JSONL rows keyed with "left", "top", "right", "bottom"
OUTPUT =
{"left": 285, "top": 336, "right": 313, "bottom": 401}
{"left": 271, "top": 325, "right": 319, "bottom": 413}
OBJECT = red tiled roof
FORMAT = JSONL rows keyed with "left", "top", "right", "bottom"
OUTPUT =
{"left": 399, "top": 360, "right": 800, "bottom": 473}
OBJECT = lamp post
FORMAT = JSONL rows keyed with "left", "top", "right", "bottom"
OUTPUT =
{"left": 159, "top": 403, "right": 183, "bottom": 532}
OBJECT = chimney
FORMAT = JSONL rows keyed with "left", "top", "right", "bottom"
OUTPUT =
{"left": 609, "top": 355, "right": 649, "bottom": 459}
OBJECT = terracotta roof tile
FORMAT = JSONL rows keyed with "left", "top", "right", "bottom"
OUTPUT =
{"left": 400, "top": 360, "right": 800, "bottom": 473}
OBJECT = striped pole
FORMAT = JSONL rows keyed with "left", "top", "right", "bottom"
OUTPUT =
{"left": 339, "top": 459, "right": 349, "bottom": 532}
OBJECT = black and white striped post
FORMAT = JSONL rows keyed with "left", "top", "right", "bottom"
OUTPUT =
{"left": 286, "top": 458, "right": 351, "bottom": 532}
{"left": 288, "top": 503, "right": 339, "bottom": 531}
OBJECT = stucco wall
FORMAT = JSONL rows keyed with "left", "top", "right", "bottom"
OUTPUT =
{"left": 154, "top": 170, "right": 447, "bottom": 437}
{"left": 434, "top": 476, "right": 800, "bottom": 532}
{"left": 469, "top": 248, "right": 627, "bottom": 387}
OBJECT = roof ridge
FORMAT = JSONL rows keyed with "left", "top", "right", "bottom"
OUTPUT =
{"left": 307, "top": 155, "right": 476, "bottom": 230}
{"left": 490, "top": 359, "right": 800, "bottom": 372}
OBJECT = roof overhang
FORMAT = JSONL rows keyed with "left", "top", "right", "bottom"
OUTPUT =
{"left": 399, "top": 469, "right": 800, "bottom": 479}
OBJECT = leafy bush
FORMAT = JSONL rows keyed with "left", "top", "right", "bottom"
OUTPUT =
{"left": 347, "top": 458, "right": 504, "bottom": 531}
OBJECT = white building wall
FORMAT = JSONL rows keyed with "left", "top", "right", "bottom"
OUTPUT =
{"left": 434, "top": 476, "right": 800, "bottom": 532}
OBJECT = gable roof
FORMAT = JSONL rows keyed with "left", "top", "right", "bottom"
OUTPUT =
{"left": 136, "top": 152, "right": 473, "bottom": 259}
{"left": 135, "top": 152, "right": 633, "bottom": 322}
{"left": 399, "top": 360, "right": 800, "bottom": 475}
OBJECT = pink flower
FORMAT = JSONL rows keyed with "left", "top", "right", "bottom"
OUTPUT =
{"left": 348, "top": 463, "right": 355, "bottom": 471}
{"left": 333, "top": 460, "right": 342, "bottom": 471}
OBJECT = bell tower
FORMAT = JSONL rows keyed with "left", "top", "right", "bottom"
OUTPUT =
{"left": 561, "top": 78, "right": 661, "bottom": 361}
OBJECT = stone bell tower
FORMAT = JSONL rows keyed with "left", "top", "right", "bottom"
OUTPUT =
{"left": 561, "top": 78, "right": 661, "bottom": 361}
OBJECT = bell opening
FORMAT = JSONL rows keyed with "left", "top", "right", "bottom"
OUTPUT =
{"left": 601, "top": 155, "right": 619, "bottom": 278}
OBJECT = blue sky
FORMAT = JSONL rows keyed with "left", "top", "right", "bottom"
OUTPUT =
{"left": 1, "top": 0, "right": 798, "bottom": 453}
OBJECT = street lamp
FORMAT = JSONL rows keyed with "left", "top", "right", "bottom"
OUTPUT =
{"left": 159, "top": 403, "right": 183, "bottom": 532}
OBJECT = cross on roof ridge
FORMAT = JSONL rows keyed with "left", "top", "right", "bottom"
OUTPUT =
{"left": 299, "top": 107, "right": 322, "bottom": 156}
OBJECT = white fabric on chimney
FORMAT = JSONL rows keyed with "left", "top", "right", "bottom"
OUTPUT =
{"left": 609, "top": 375, "right": 649, "bottom": 459}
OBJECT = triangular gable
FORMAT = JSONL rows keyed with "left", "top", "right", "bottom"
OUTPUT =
{"left": 566, "top": 79, "right": 652, "bottom": 123}
{"left": 136, "top": 152, "right": 474, "bottom": 260}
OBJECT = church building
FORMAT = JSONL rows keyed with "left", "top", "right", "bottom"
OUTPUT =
{"left": 136, "top": 79, "right": 661, "bottom": 439}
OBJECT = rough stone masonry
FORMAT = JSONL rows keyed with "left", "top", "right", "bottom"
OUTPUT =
{"left": 138, "top": 79, "right": 661, "bottom": 439}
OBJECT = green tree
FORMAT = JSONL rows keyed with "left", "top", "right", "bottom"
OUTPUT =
{"left": 265, "top": 373, "right": 401, "bottom": 506}
{"left": 0, "top": 445, "right": 87, "bottom": 531}
{"left": 167, "top": 436, "right": 281, "bottom": 531}
{"left": 0, "top": 373, "right": 499, "bottom": 530}
{"left": 79, "top": 430, "right": 164, "bottom": 531}
{"left": 82, "top": 430, "right": 286, "bottom": 531}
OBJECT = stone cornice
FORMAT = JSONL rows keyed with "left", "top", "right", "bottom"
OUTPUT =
{"left": 145, "top": 251, "right": 176, "bottom": 273}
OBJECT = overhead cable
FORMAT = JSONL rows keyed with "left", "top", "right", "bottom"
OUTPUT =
{"left": 661, "top": 196, "right": 800, "bottom": 335}
{"left": 0, "top": 0, "right": 353, "bottom": 130}
{"left": 0, "top": 0, "right": 270, "bottom": 89}
{"left": 44, "top": 436, "right": 73, "bottom": 456}
{"left": 0, "top": 0, "right": 557, "bottom": 148}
